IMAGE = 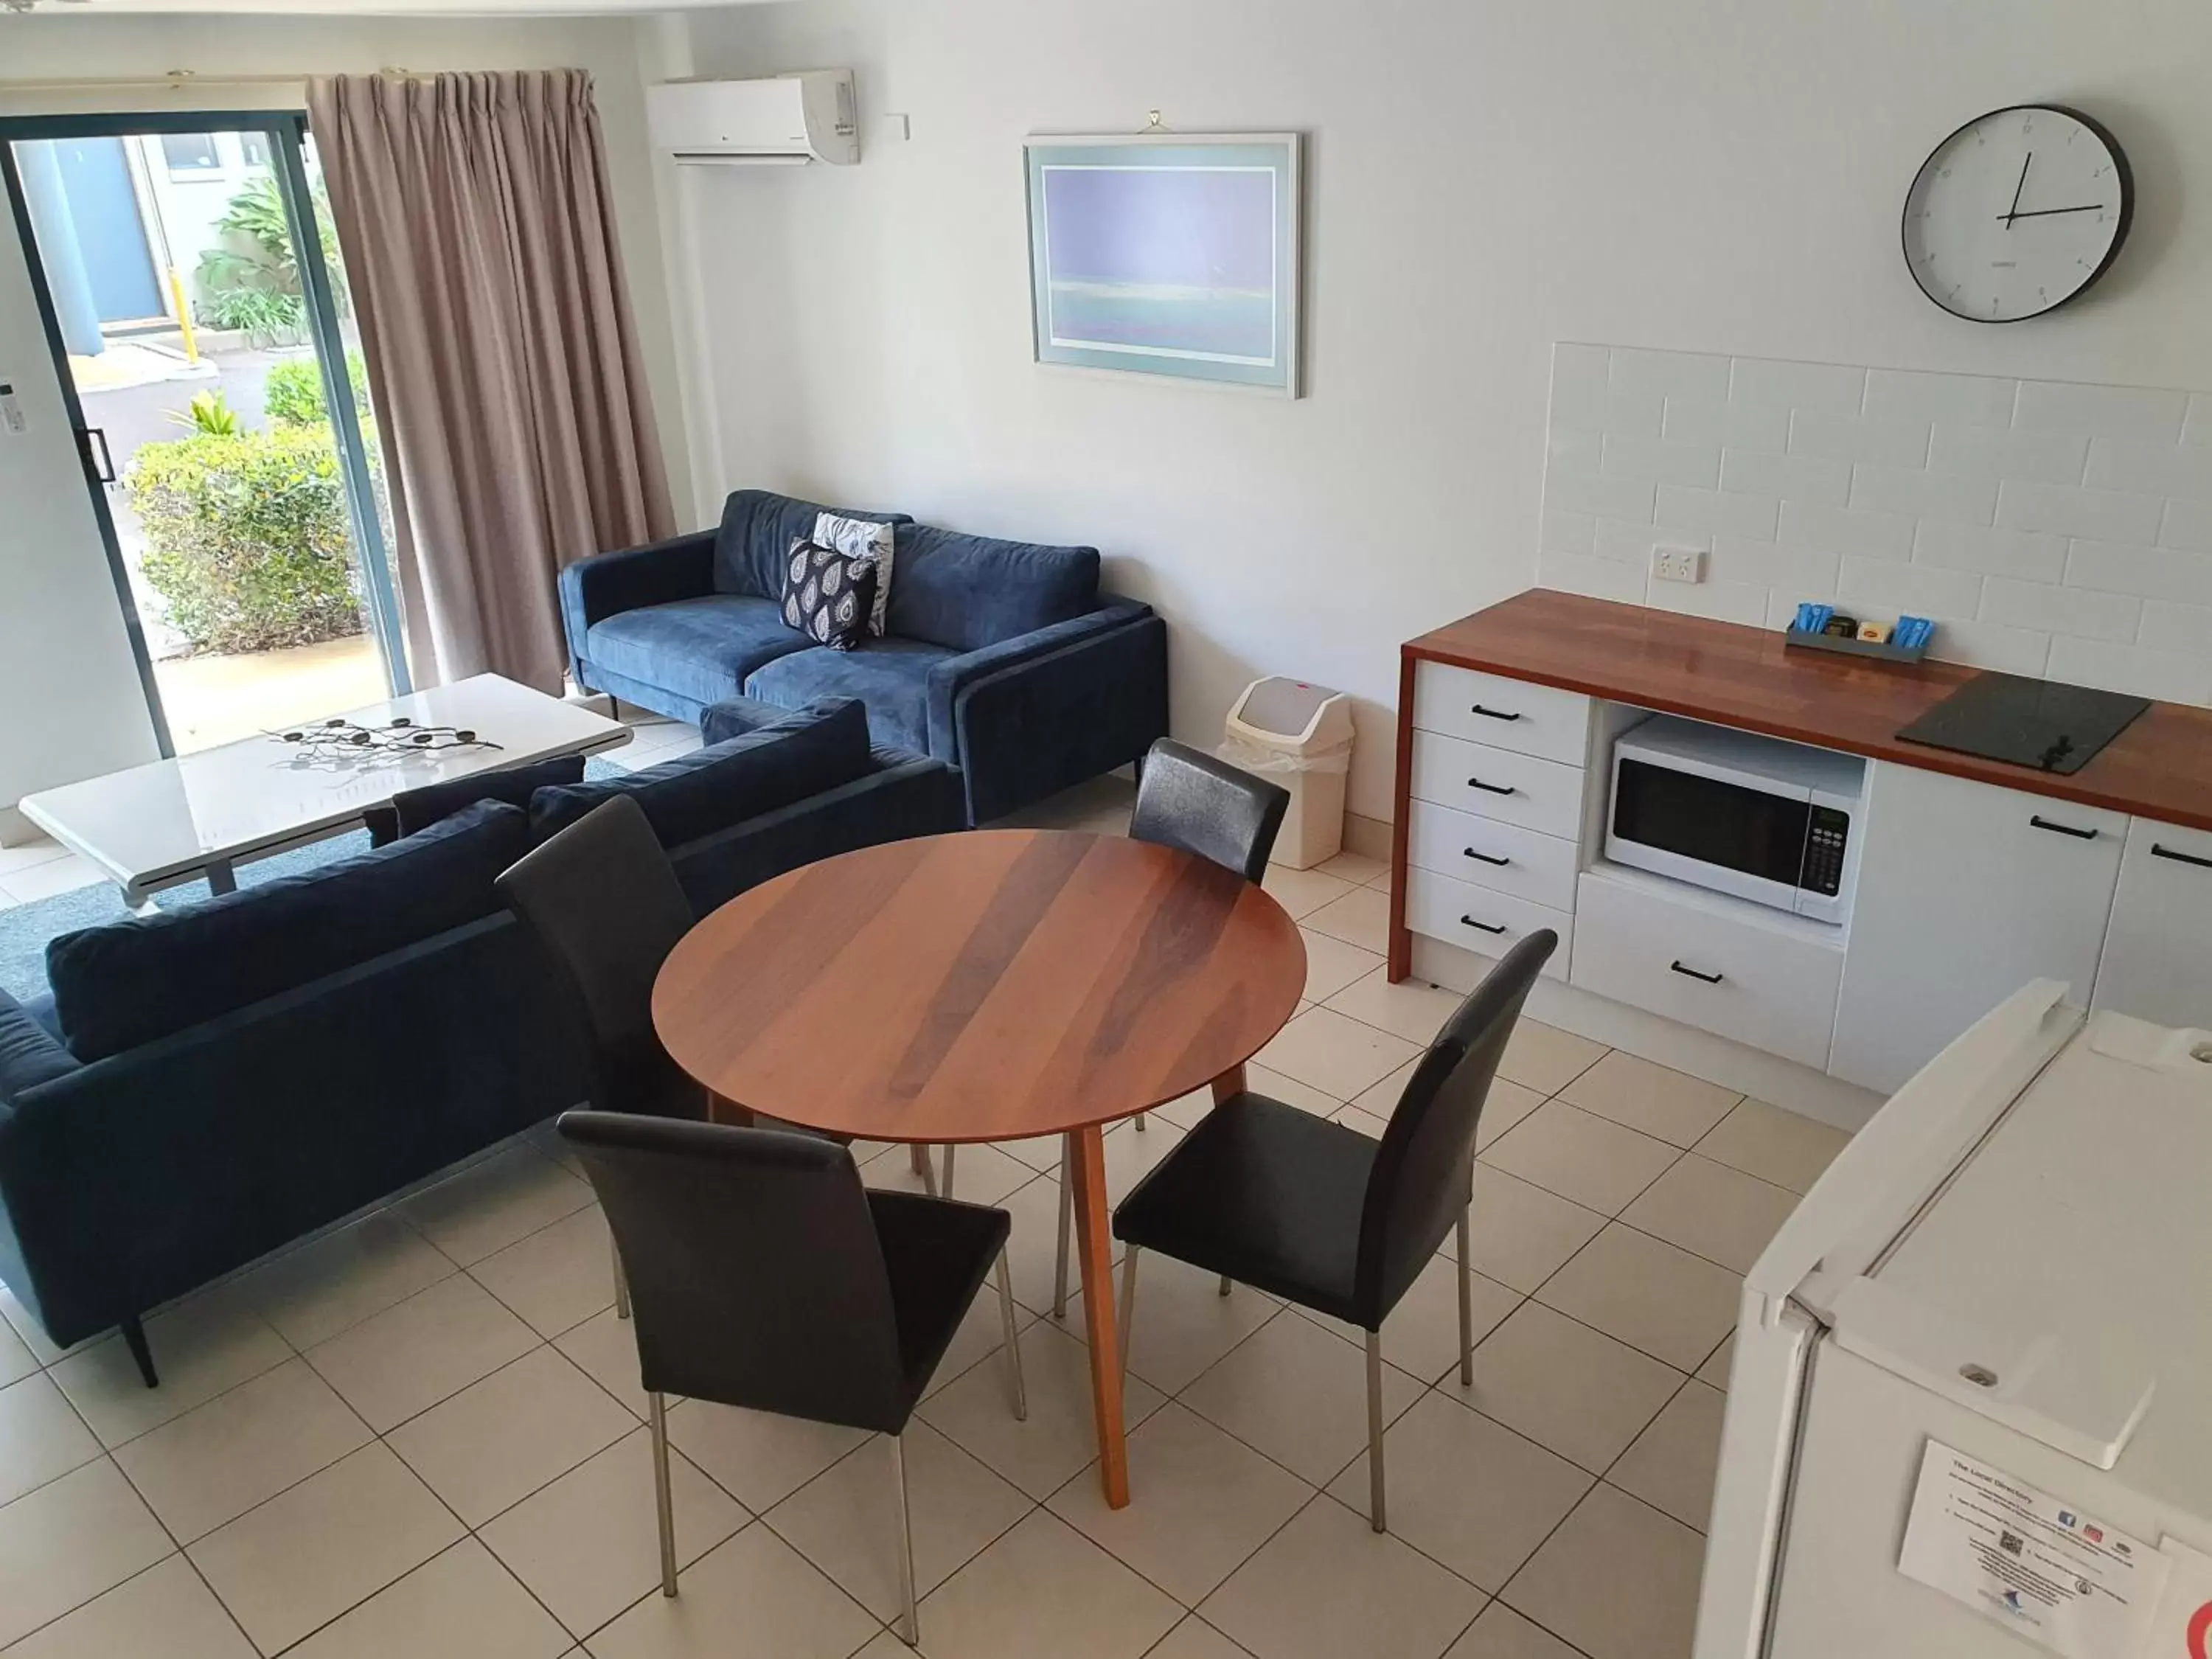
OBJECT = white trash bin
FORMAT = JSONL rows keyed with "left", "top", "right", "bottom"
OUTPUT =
{"left": 1220, "top": 677, "right": 1355, "bottom": 870}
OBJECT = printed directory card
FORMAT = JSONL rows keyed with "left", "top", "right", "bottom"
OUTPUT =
{"left": 1897, "top": 1440, "right": 2168, "bottom": 1658}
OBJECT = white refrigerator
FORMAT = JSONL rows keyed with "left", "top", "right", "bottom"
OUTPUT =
{"left": 1697, "top": 980, "right": 2212, "bottom": 1659}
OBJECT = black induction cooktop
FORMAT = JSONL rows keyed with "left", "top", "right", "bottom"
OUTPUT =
{"left": 1896, "top": 672, "right": 2151, "bottom": 774}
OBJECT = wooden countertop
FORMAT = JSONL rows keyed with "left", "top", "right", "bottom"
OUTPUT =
{"left": 1407, "top": 590, "right": 2212, "bottom": 832}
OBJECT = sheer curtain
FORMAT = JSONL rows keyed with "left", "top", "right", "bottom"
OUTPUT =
{"left": 308, "top": 70, "right": 674, "bottom": 693}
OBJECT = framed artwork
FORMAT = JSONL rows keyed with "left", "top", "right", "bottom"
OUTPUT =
{"left": 1023, "top": 132, "right": 1302, "bottom": 396}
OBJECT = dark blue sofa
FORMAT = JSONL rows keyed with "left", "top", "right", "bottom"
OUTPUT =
{"left": 559, "top": 489, "right": 1170, "bottom": 824}
{"left": 0, "top": 698, "right": 961, "bottom": 1376}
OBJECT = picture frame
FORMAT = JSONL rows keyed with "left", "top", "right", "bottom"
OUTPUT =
{"left": 1023, "top": 131, "right": 1303, "bottom": 397}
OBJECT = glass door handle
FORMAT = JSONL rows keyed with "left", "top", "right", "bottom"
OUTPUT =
{"left": 79, "top": 426, "right": 116, "bottom": 484}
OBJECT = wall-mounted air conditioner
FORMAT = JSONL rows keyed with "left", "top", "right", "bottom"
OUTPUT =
{"left": 647, "top": 72, "right": 859, "bottom": 167}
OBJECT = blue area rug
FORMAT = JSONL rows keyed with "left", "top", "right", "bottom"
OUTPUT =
{"left": 0, "top": 757, "right": 627, "bottom": 1006}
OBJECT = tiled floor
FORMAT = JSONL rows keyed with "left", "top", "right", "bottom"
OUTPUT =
{"left": 0, "top": 759, "right": 1853, "bottom": 1659}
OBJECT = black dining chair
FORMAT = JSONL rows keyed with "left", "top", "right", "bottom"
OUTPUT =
{"left": 1110, "top": 930, "right": 1557, "bottom": 1533}
{"left": 556, "top": 1112, "right": 1026, "bottom": 1647}
{"left": 1048, "top": 737, "right": 1293, "bottom": 1315}
{"left": 496, "top": 796, "right": 938, "bottom": 1320}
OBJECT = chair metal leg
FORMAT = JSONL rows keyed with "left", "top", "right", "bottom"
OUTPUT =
{"left": 1218, "top": 1273, "right": 1233, "bottom": 1298}
{"left": 891, "top": 1433, "right": 919, "bottom": 1646}
{"left": 1365, "top": 1331, "right": 1388, "bottom": 1534}
{"left": 648, "top": 1391, "right": 678, "bottom": 1596}
{"left": 994, "top": 1248, "right": 1027, "bottom": 1421}
{"left": 1051, "top": 1138, "right": 1073, "bottom": 1318}
{"left": 1133, "top": 1112, "right": 1147, "bottom": 1132}
{"left": 1116, "top": 1247, "right": 1140, "bottom": 1385}
{"left": 119, "top": 1315, "right": 158, "bottom": 1388}
{"left": 613, "top": 1239, "right": 630, "bottom": 1321}
{"left": 941, "top": 1143, "right": 956, "bottom": 1200}
{"left": 1456, "top": 1207, "right": 1475, "bottom": 1388}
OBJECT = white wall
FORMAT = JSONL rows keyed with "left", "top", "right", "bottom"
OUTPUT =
{"left": 673, "top": 0, "right": 2212, "bottom": 821}
{"left": 0, "top": 232, "right": 161, "bottom": 831}
{"left": 0, "top": 12, "right": 693, "bottom": 814}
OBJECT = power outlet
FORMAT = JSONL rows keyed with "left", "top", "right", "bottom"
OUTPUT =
{"left": 1652, "top": 544, "right": 1706, "bottom": 585}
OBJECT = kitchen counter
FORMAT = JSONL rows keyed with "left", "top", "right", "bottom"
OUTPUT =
{"left": 1404, "top": 590, "right": 2212, "bottom": 833}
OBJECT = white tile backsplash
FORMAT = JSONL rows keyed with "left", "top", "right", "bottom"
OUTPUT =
{"left": 1543, "top": 343, "right": 2212, "bottom": 709}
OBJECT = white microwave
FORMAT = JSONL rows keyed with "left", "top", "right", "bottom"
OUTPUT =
{"left": 1605, "top": 716, "right": 1865, "bottom": 923}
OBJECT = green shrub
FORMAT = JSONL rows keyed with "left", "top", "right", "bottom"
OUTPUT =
{"left": 126, "top": 425, "right": 364, "bottom": 655}
{"left": 168, "top": 390, "right": 241, "bottom": 437}
{"left": 263, "top": 349, "right": 372, "bottom": 428}
{"left": 200, "top": 285, "right": 305, "bottom": 344}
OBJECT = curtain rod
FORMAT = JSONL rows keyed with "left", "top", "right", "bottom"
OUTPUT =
{"left": 0, "top": 67, "right": 512, "bottom": 94}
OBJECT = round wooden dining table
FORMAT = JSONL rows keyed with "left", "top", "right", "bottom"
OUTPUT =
{"left": 651, "top": 827, "right": 1307, "bottom": 1509}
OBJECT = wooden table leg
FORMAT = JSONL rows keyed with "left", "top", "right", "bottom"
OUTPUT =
{"left": 1211, "top": 1065, "right": 1247, "bottom": 1105}
{"left": 1067, "top": 1124, "right": 1130, "bottom": 1509}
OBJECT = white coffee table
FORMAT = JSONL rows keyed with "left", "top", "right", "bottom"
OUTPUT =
{"left": 18, "top": 674, "right": 633, "bottom": 905}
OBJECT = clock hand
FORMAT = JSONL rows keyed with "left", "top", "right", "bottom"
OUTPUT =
{"left": 2003, "top": 152, "right": 2032, "bottom": 226}
{"left": 1998, "top": 204, "right": 2107, "bottom": 219}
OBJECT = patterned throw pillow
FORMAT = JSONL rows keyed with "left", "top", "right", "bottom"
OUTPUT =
{"left": 814, "top": 512, "right": 896, "bottom": 636}
{"left": 781, "top": 538, "right": 879, "bottom": 651}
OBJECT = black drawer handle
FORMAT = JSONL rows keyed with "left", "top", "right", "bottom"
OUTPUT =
{"left": 1670, "top": 960, "right": 1725, "bottom": 985}
{"left": 2152, "top": 843, "right": 2212, "bottom": 870}
{"left": 1460, "top": 915, "right": 1508, "bottom": 934}
{"left": 2030, "top": 815, "right": 2099, "bottom": 841}
{"left": 1466, "top": 776, "right": 1517, "bottom": 796}
{"left": 1471, "top": 704, "right": 1522, "bottom": 722}
{"left": 1463, "top": 848, "right": 1511, "bottom": 866}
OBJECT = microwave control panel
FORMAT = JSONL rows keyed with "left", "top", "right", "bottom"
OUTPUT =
{"left": 1801, "top": 807, "right": 1850, "bottom": 897}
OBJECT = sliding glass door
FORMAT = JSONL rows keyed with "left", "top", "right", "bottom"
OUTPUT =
{"left": 2, "top": 111, "right": 407, "bottom": 756}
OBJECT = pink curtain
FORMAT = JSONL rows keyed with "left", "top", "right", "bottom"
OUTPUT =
{"left": 307, "top": 70, "right": 674, "bottom": 693}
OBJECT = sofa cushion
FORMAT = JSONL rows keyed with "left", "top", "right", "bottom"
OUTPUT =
{"left": 45, "top": 801, "right": 531, "bottom": 1063}
{"left": 886, "top": 524, "right": 1101, "bottom": 653}
{"left": 369, "top": 754, "right": 588, "bottom": 844}
{"left": 0, "top": 988, "right": 77, "bottom": 1099}
{"left": 585, "top": 594, "right": 810, "bottom": 711}
{"left": 529, "top": 698, "right": 872, "bottom": 846}
{"left": 779, "top": 537, "right": 880, "bottom": 652}
{"left": 714, "top": 490, "right": 907, "bottom": 602}
{"left": 743, "top": 639, "right": 955, "bottom": 757}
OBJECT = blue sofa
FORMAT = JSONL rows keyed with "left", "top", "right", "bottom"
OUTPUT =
{"left": 559, "top": 489, "right": 1170, "bottom": 824}
{"left": 0, "top": 698, "right": 961, "bottom": 1377}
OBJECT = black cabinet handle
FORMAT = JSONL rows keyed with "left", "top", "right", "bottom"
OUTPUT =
{"left": 2030, "top": 815, "right": 2099, "bottom": 841}
{"left": 1460, "top": 915, "right": 1508, "bottom": 934}
{"left": 1670, "top": 960, "right": 1725, "bottom": 984}
{"left": 1471, "top": 704, "right": 1522, "bottom": 722}
{"left": 2152, "top": 843, "right": 2212, "bottom": 870}
{"left": 1463, "top": 848, "right": 1511, "bottom": 866}
{"left": 1465, "top": 776, "right": 1517, "bottom": 796}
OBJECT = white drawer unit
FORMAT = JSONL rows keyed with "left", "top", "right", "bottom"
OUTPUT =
{"left": 1406, "top": 800, "right": 1579, "bottom": 914}
{"left": 1830, "top": 762, "right": 2127, "bottom": 1095}
{"left": 1408, "top": 731, "right": 1586, "bottom": 840}
{"left": 1404, "top": 866, "right": 1572, "bottom": 981}
{"left": 1571, "top": 869, "right": 1846, "bottom": 1071}
{"left": 1412, "top": 661, "right": 1593, "bottom": 765}
{"left": 2092, "top": 817, "right": 2212, "bottom": 1032}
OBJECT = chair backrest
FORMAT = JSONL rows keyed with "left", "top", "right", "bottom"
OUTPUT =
{"left": 1128, "top": 738, "right": 1290, "bottom": 884}
{"left": 557, "top": 1111, "right": 915, "bottom": 1431}
{"left": 1353, "top": 931, "right": 1557, "bottom": 1326}
{"left": 495, "top": 794, "right": 699, "bottom": 1116}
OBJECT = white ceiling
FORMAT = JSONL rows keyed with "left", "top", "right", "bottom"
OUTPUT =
{"left": 1, "top": 0, "right": 754, "bottom": 13}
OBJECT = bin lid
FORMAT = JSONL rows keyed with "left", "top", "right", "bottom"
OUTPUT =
{"left": 1228, "top": 677, "right": 1353, "bottom": 745}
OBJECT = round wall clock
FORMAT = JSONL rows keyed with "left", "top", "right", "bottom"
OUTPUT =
{"left": 1902, "top": 104, "right": 2132, "bottom": 323}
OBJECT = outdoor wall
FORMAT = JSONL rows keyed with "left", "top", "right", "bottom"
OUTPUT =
{"left": 672, "top": 0, "right": 2212, "bottom": 824}
{"left": 0, "top": 12, "right": 692, "bottom": 813}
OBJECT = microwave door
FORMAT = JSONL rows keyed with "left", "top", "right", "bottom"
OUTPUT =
{"left": 1608, "top": 755, "right": 1814, "bottom": 911}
